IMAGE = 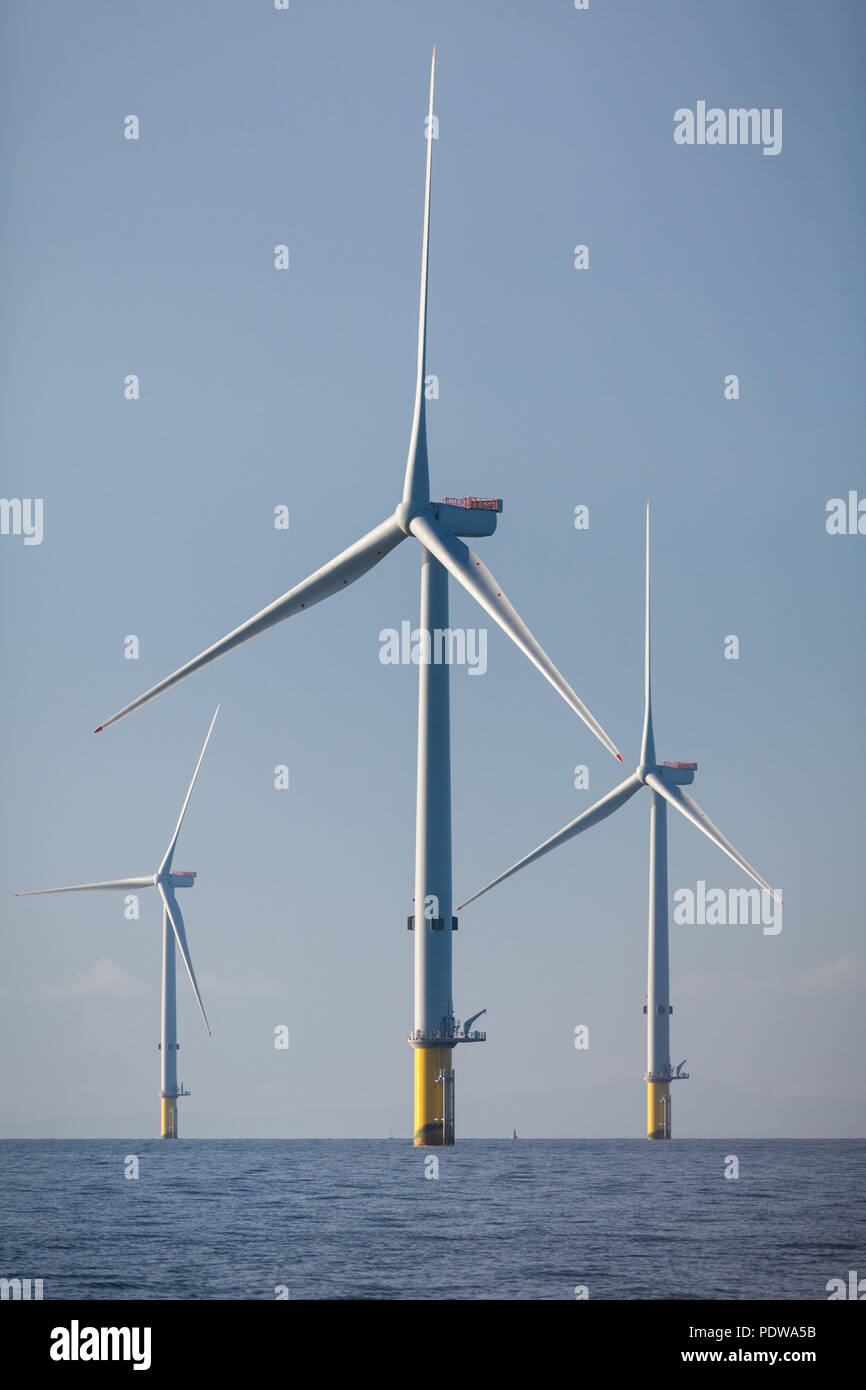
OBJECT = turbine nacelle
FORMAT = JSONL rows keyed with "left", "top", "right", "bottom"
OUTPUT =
{"left": 657, "top": 761, "right": 697, "bottom": 786}
{"left": 637, "top": 760, "right": 697, "bottom": 788}
{"left": 394, "top": 497, "right": 501, "bottom": 541}
{"left": 434, "top": 498, "right": 501, "bottom": 539}
{"left": 155, "top": 870, "right": 197, "bottom": 890}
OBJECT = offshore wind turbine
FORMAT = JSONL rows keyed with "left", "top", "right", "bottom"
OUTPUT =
{"left": 459, "top": 507, "right": 781, "bottom": 1139}
{"left": 91, "top": 52, "right": 624, "bottom": 1146}
{"left": 17, "top": 708, "right": 219, "bottom": 1138}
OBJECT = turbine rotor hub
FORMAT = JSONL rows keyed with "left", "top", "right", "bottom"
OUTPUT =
{"left": 394, "top": 500, "right": 433, "bottom": 535}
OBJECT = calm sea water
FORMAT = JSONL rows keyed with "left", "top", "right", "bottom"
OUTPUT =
{"left": 1, "top": 1140, "right": 862, "bottom": 1300}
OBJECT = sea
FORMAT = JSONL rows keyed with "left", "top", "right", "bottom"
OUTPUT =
{"left": 1, "top": 1139, "right": 862, "bottom": 1301}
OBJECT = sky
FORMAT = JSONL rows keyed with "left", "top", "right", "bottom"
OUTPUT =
{"left": 1, "top": 0, "right": 864, "bottom": 1138}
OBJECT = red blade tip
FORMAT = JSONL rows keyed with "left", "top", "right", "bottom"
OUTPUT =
{"left": 94, "top": 726, "right": 103, "bottom": 733}
{"left": 616, "top": 753, "right": 623, "bottom": 761}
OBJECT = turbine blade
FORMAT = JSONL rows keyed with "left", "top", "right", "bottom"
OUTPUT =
{"left": 401, "top": 49, "right": 436, "bottom": 509}
{"left": 409, "top": 512, "right": 623, "bottom": 761}
{"left": 15, "top": 877, "right": 154, "bottom": 896}
{"left": 159, "top": 706, "right": 220, "bottom": 875}
{"left": 158, "top": 883, "right": 211, "bottom": 1036}
{"left": 644, "top": 773, "right": 782, "bottom": 905}
{"left": 457, "top": 773, "right": 642, "bottom": 909}
{"left": 95, "top": 516, "right": 406, "bottom": 731}
{"left": 640, "top": 502, "right": 655, "bottom": 767}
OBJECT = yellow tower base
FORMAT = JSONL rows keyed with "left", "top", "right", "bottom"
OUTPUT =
{"left": 413, "top": 1047, "right": 454, "bottom": 1146}
{"left": 161, "top": 1097, "right": 178, "bottom": 1139}
{"left": 647, "top": 1081, "right": 670, "bottom": 1139}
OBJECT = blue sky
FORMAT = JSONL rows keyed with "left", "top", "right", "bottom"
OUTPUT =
{"left": 1, "top": 0, "right": 864, "bottom": 1137}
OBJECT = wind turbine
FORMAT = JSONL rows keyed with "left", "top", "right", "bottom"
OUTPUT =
{"left": 458, "top": 507, "right": 782, "bottom": 1139}
{"left": 91, "top": 52, "right": 624, "bottom": 1146}
{"left": 17, "top": 708, "right": 219, "bottom": 1138}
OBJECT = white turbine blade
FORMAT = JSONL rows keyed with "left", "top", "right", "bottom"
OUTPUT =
{"left": 16, "top": 877, "right": 154, "bottom": 897}
{"left": 640, "top": 501, "right": 655, "bottom": 767}
{"left": 402, "top": 48, "right": 436, "bottom": 510}
{"left": 644, "top": 772, "right": 782, "bottom": 905}
{"left": 159, "top": 706, "right": 220, "bottom": 876}
{"left": 409, "top": 512, "right": 623, "bottom": 761}
{"left": 95, "top": 515, "right": 406, "bottom": 731}
{"left": 457, "top": 773, "right": 642, "bottom": 909}
{"left": 158, "top": 883, "right": 211, "bottom": 1036}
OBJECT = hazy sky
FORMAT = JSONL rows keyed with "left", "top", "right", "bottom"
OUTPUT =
{"left": 2, "top": 0, "right": 864, "bottom": 1138}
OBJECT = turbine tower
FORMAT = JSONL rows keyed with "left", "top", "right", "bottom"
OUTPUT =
{"left": 91, "top": 53, "right": 623, "bottom": 1145}
{"left": 17, "top": 708, "right": 219, "bottom": 1138}
{"left": 459, "top": 507, "right": 781, "bottom": 1139}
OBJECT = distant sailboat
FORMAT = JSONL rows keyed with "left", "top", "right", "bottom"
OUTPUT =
{"left": 511, "top": 1127, "right": 518, "bottom": 1140}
